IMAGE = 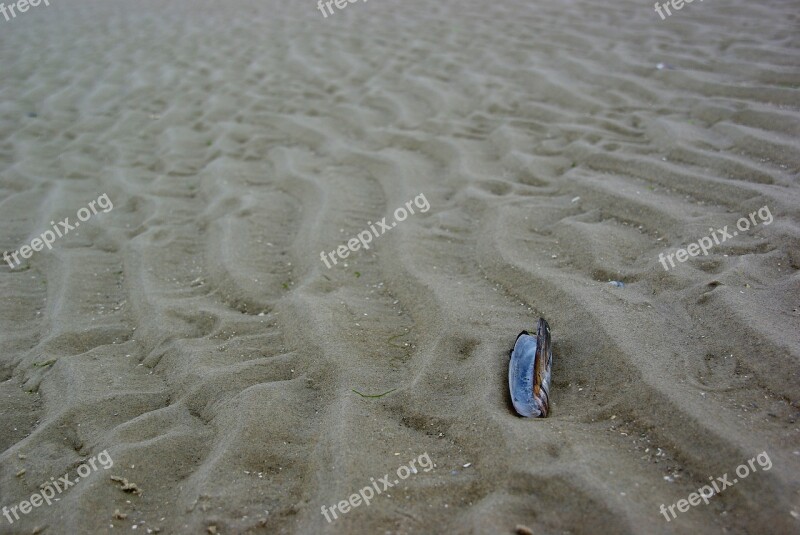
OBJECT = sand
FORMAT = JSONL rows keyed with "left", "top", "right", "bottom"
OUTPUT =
{"left": 0, "top": 0, "right": 798, "bottom": 533}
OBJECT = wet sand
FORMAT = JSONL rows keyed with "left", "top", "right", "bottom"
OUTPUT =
{"left": 0, "top": 0, "right": 798, "bottom": 533}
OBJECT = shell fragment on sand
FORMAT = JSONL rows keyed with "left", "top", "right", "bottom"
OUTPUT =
{"left": 508, "top": 318, "right": 553, "bottom": 418}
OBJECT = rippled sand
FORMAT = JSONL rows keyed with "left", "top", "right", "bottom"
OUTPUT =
{"left": 1, "top": 0, "right": 798, "bottom": 533}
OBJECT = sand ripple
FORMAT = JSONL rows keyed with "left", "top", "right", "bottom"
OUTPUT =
{"left": 0, "top": 0, "right": 798, "bottom": 533}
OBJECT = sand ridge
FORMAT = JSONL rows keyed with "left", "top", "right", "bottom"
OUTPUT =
{"left": 0, "top": 0, "right": 798, "bottom": 533}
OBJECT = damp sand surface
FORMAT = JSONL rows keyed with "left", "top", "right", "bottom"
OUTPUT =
{"left": 0, "top": 0, "right": 799, "bottom": 533}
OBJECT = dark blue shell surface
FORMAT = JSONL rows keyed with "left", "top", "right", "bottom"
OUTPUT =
{"left": 508, "top": 318, "right": 552, "bottom": 417}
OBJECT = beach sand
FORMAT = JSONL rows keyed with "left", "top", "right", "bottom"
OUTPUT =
{"left": 0, "top": 0, "right": 798, "bottom": 533}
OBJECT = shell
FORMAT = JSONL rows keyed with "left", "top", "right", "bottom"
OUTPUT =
{"left": 508, "top": 318, "right": 552, "bottom": 417}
